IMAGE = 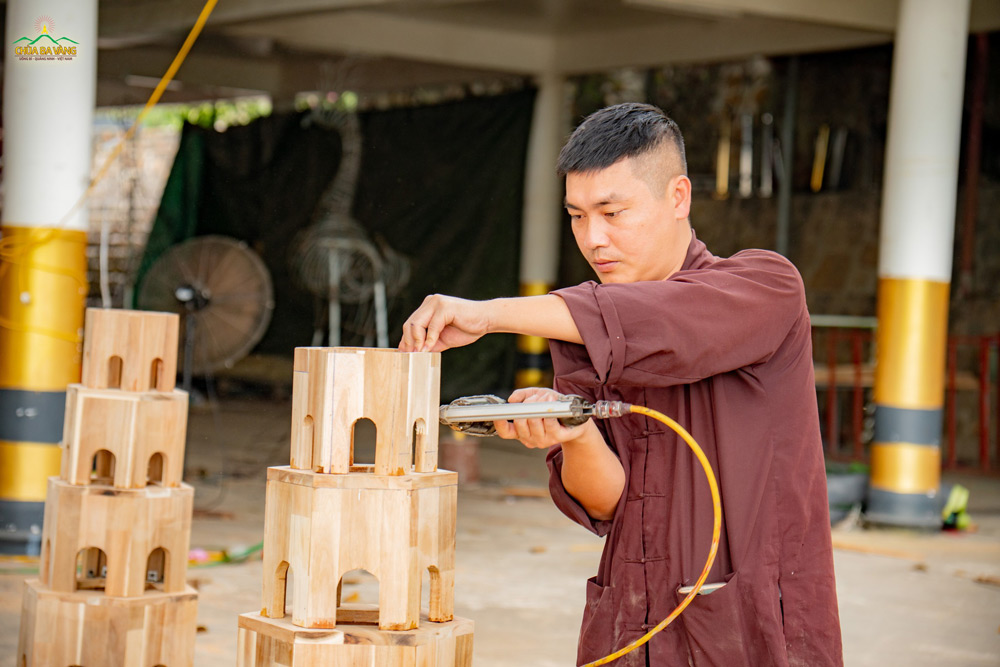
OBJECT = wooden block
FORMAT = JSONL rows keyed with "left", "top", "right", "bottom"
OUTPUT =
{"left": 60, "top": 384, "right": 188, "bottom": 488}
{"left": 81, "top": 307, "right": 179, "bottom": 392}
{"left": 237, "top": 610, "right": 474, "bottom": 667}
{"left": 289, "top": 348, "right": 441, "bottom": 475}
{"left": 39, "top": 478, "right": 194, "bottom": 597}
{"left": 261, "top": 467, "right": 456, "bottom": 631}
{"left": 18, "top": 579, "right": 197, "bottom": 667}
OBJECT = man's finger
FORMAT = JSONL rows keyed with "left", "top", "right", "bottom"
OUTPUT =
{"left": 399, "top": 318, "right": 416, "bottom": 351}
{"left": 494, "top": 419, "right": 515, "bottom": 440}
{"left": 423, "top": 311, "right": 446, "bottom": 353}
{"left": 409, "top": 321, "right": 427, "bottom": 351}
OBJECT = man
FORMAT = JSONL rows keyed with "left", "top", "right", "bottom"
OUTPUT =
{"left": 399, "top": 103, "right": 842, "bottom": 666}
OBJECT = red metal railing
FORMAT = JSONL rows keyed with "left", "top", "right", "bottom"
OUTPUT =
{"left": 944, "top": 334, "right": 999, "bottom": 473}
{"left": 812, "top": 326, "right": 875, "bottom": 461}
{"left": 812, "top": 327, "right": 999, "bottom": 474}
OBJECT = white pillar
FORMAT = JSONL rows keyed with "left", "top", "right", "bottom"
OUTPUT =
{"left": 0, "top": 0, "right": 97, "bottom": 553}
{"left": 516, "top": 70, "right": 566, "bottom": 388}
{"left": 519, "top": 70, "right": 566, "bottom": 291}
{"left": 868, "top": 0, "right": 970, "bottom": 528}
{"left": 5, "top": 2, "right": 97, "bottom": 232}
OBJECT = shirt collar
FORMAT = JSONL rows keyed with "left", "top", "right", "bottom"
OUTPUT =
{"left": 680, "top": 228, "right": 715, "bottom": 273}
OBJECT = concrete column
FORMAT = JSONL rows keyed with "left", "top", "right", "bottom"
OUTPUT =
{"left": 869, "top": 0, "right": 970, "bottom": 528}
{"left": 516, "top": 70, "right": 565, "bottom": 388}
{"left": 0, "top": 0, "right": 96, "bottom": 552}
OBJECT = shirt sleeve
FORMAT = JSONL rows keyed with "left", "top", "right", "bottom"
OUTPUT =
{"left": 544, "top": 376, "right": 617, "bottom": 537}
{"left": 552, "top": 250, "right": 806, "bottom": 388}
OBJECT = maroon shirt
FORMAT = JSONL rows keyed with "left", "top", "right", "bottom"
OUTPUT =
{"left": 547, "top": 232, "right": 842, "bottom": 667}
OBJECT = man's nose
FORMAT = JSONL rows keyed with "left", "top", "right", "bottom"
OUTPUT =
{"left": 581, "top": 218, "right": 610, "bottom": 249}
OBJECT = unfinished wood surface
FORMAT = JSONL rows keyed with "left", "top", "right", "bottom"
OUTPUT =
{"left": 237, "top": 611, "right": 473, "bottom": 667}
{"left": 289, "top": 347, "right": 441, "bottom": 475}
{"left": 39, "top": 479, "right": 193, "bottom": 597}
{"left": 81, "top": 307, "right": 179, "bottom": 392}
{"left": 268, "top": 465, "right": 457, "bottom": 491}
{"left": 60, "top": 384, "right": 188, "bottom": 488}
{"left": 18, "top": 579, "right": 197, "bottom": 667}
{"left": 262, "top": 467, "right": 456, "bottom": 631}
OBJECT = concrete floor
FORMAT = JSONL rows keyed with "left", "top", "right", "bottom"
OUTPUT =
{"left": 3, "top": 397, "right": 1000, "bottom": 666}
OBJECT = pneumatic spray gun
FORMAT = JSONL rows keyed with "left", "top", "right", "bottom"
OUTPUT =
{"left": 438, "top": 393, "right": 630, "bottom": 437}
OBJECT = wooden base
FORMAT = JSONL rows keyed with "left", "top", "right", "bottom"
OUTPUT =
{"left": 262, "top": 466, "right": 456, "bottom": 631}
{"left": 17, "top": 579, "right": 197, "bottom": 666}
{"left": 237, "top": 609, "right": 474, "bottom": 667}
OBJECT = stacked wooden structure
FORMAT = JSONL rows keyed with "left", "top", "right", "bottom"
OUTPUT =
{"left": 18, "top": 308, "right": 198, "bottom": 666}
{"left": 238, "top": 347, "right": 474, "bottom": 666}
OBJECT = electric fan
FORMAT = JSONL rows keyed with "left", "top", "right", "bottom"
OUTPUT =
{"left": 137, "top": 235, "right": 275, "bottom": 389}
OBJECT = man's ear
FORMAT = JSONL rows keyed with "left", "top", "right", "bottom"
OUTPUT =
{"left": 670, "top": 174, "right": 692, "bottom": 220}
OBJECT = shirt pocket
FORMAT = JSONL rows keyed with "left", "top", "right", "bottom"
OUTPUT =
{"left": 674, "top": 571, "right": 751, "bottom": 667}
{"left": 579, "top": 575, "right": 617, "bottom": 663}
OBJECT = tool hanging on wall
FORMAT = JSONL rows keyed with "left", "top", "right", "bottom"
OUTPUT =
{"left": 738, "top": 112, "right": 754, "bottom": 198}
{"left": 811, "top": 123, "right": 830, "bottom": 192}
{"left": 827, "top": 126, "right": 848, "bottom": 191}
{"left": 715, "top": 116, "right": 731, "bottom": 199}
{"left": 759, "top": 113, "right": 774, "bottom": 198}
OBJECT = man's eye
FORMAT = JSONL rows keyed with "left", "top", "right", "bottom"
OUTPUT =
{"left": 605, "top": 210, "right": 621, "bottom": 218}
{"left": 569, "top": 213, "right": 583, "bottom": 221}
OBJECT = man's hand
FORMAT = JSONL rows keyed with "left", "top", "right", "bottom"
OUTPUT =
{"left": 399, "top": 294, "right": 491, "bottom": 352}
{"left": 492, "top": 387, "right": 592, "bottom": 448}
{"left": 495, "top": 387, "right": 625, "bottom": 521}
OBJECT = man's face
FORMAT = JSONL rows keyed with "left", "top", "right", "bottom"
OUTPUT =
{"left": 564, "top": 156, "right": 692, "bottom": 284}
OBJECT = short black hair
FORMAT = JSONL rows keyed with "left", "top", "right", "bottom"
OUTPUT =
{"left": 556, "top": 103, "right": 687, "bottom": 177}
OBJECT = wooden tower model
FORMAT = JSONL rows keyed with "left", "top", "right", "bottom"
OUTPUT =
{"left": 18, "top": 308, "right": 198, "bottom": 666}
{"left": 237, "top": 347, "right": 474, "bottom": 666}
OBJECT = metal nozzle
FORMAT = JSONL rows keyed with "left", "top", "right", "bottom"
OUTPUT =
{"left": 591, "top": 401, "right": 630, "bottom": 419}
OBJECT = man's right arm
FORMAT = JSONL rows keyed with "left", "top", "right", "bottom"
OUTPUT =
{"left": 557, "top": 421, "right": 625, "bottom": 521}
{"left": 494, "top": 388, "right": 624, "bottom": 521}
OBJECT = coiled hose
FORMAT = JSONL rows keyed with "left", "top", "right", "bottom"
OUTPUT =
{"left": 581, "top": 403, "right": 722, "bottom": 667}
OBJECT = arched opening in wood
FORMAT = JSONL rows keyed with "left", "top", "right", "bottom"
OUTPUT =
{"left": 351, "top": 418, "right": 377, "bottom": 467}
{"left": 412, "top": 418, "right": 427, "bottom": 469}
{"left": 146, "top": 547, "right": 167, "bottom": 590}
{"left": 147, "top": 452, "right": 165, "bottom": 485}
{"left": 92, "top": 449, "right": 116, "bottom": 485}
{"left": 107, "top": 355, "right": 123, "bottom": 389}
{"left": 337, "top": 568, "right": 380, "bottom": 625}
{"left": 150, "top": 357, "right": 166, "bottom": 391}
{"left": 273, "top": 560, "right": 290, "bottom": 617}
{"left": 298, "top": 414, "right": 314, "bottom": 470}
{"left": 40, "top": 539, "right": 51, "bottom": 585}
{"left": 75, "top": 546, "right": 108, "bottom": 591}
{"left": 424, "top": 564, "right": 452, "bottom": 621}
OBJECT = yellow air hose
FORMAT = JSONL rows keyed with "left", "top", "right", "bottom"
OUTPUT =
{"left": 581, "top": 403, "right": 722, "bottom": 667}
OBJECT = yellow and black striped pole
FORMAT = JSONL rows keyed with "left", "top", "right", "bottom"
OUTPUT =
{"left": 515, "top": 282, "right": 553, "bottom": 388}
{"left": 0, "top": 0, "right": 96, "bottom": 553}
{"left": 515, "top": 70, "right": 565, "bottom": 389}
{"left": 868, "top": 0, "right": 970, "bottom": 528}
